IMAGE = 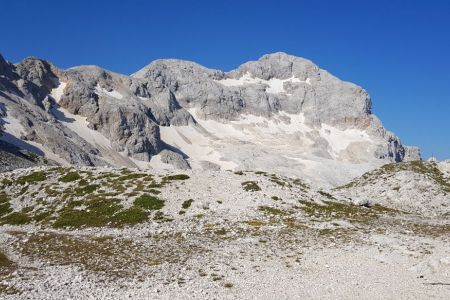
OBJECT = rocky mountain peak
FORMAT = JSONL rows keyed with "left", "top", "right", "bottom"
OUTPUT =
{"left": 0, "top": 52, "right": 421, "bottom": 186}
{"left": 229, "top": 51, "right": 318, "bottom": 80}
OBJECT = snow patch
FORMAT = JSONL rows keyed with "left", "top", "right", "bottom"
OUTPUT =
{"left": 159, "top": 125, "right": 238, "bottom": 170}
{"left": 95, "top": 85, "right": 124, "bottom": 99}
{"left": 216, "top": 72, "right": 311, "bottom": 94}
{"left": 319, "top": 124, "right": 373, "bottom": 154}
{"left": 50, "top": 106, "right": 111, "bottom": 150}
{"left": 50, "top": 82, "right": 67, "bottom": 103}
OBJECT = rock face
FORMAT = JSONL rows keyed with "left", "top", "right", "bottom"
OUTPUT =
{"left": 159, "top": 149, "right": 190, "bottom": 170}
{"left": 0, "top": 52, "right": 420, "bottom": 186}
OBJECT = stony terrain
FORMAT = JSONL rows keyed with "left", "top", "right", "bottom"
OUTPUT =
{"left": 0, "top": 163, "right": 448, "bottom": 299}
{"left": 336, "top": 160, "right": 450, "bottom": 215}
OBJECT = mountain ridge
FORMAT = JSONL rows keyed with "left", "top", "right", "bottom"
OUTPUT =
{"left": 0, "top": 52, "right": 420, "bottom": 186}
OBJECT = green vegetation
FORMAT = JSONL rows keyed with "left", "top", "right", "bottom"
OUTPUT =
{"left": 16, "top": 171, "right": 47, "bottom": 184}
{"left": 53, "top": 193, "right": 149, "bottom": 228}
{"left": 291, "top": 178, "right": 309, "bottom": 190}
{"left": 0, "top": 193, "right": 12, "bottom": 218}
{"left": 153, "top": 211, "right": 173, "bottom": 222}
{"left": 116, "top": 173, "right": 147, "bottom": 182}
{"left": 318, "top": 190, "right": 336, "bottom": 200}
{"left": 0, "top": 250, "right": 12, "bottom": 267}
{"left": 54, "top": 198, "right": 122, "bottom": 228}
{"left": 162, "top": 174, "right": 190, "bottom": 181}
{"left": 241, "top": 181, "right": 261, "bottom": 192}
{"left": 214, "top": 228, "right": 228, "bottom": 235}
{"left": 59, "top": 171, "right": 81, "bottom": 183}
{"left": 258, "top": 206, "right": 289, "bottom": 216}
{"left": 299, "top": 199, "right": 400, "bottom": 223}
{"left": 268, "top": 174, "right": 286, "bottom": 186}
{"left": 17, "top": 186, "right": 28, "bottom": 196}
{"left": 182, "top": 199, "right": 194, "bottom": 209}
{"left": 73, "top": 184, "right": 99, "bottom": 196}
{"left": 1, "top": 212, "right": 30, "bottom": 225}
{"left": 148, "top": 189, "right": 161, "bottom": 195}
{"left": 1, "top": 178, "right": 13, "bottom": 187}
{"left": 134, "top": 194, "right": 165, "bottom": 210}
{"left": 245, "top": 219, "right": 266, "bottom": 227}
{"left": 148, "top": 259, "right": 161, "bottom": 266}
{"left": 113, "top": 206, "right": 149, "bottom": 225}
{"left": 44, "top": 186, "right": 58, "bottom": 197}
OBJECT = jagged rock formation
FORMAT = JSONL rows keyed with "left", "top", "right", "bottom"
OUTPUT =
{"left": 0, "top": 52, "right": 420, "bottom": 186}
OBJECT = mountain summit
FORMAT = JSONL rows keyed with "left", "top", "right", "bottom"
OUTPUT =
{"left": 0, "top": 52, "right": 420, "bottom": 186}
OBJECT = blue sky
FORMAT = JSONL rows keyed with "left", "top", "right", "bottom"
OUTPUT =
{"left": 1, "top": 0, "right": 449, "bottom": 159}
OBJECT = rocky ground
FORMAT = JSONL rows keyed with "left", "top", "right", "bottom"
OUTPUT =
{"left": 0, "top": 162, "right": 449, "bottom": 299}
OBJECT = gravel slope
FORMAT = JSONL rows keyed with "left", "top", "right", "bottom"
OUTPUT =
{"left": 0, "top": 165, "right": 448, "bottom": 299}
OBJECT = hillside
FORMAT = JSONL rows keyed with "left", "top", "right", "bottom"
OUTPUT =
{"left": 0, "top": 166, "right": 448, "bottom": 298}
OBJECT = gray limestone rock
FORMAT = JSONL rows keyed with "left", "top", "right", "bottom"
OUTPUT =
{"left": 0, "top": 51, "right": 421, "bottom": 174}
{"left": 159, "top": 149, "right": 190, "bottom": 170}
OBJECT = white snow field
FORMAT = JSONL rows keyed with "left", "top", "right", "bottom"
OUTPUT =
{"left": 216, "top": 72, "right": 311, "bottom": 94}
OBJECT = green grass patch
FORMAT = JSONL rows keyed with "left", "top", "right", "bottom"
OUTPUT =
{"left": 182, "top": 199, "right": 194, "bottom": 209}
{"left": 16, "top": 171, "right": 47, "bottom": 184}
{"left": 59, "top": 171, "right": 81, "bottom": 182}
{"left": 73, "top": 184, "right": 99, "bottom": 196}
{"left": 53, "top": 198, "right": 122, "bottom": 228}
{"left": 17, "top": 186, "right": 28, "bottom": 196}
{"left": 1, "top": 212, "right": 30, "bottom": 225}
{"left": 162, "top": 174, "right": 190, "bottom": 181}
{"left": 134, "top": 194, "right": 164, "bottom": 210}
{"left": 113, "top": 206, "right": 148, "bottom": 225}
{"left": 53, "top": 197, "right": 149, "bottom": 228}
{"left": 241, "top": 181, "right": 261, "bottom": 192}
{"left": 0, "top": 193, "right": 12, "bottom": 218}
{"left": 153, "top": 211, "right": 173, "bottom": 222}
{"left": 299, "top": 199, "right": 400, "bottom": 223}
{"left": 0, "top": 250, "right": 12, "bottom": 267}
{"left": 318, "top": 190, "right": 336, "bottom": 200}
{"left": 116, "top": 173, "right": 147, "bottom": 181}
{"left": 148, "top": 189, "right": 161, "bottom": 195}
{"left": 258, "top": 206, "right": 288, "bottom": 216}
{"left": 245, "top": 219, "right": 266, "bottom": 227}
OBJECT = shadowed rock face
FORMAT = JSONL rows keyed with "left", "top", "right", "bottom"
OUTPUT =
{"left": 0, "top": 52, "right": 420, "bottom": 182}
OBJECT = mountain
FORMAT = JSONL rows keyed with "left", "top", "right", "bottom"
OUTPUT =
{"left": 1, "top": 52, "right": 449, "bottom": 300}
{"left": 0, "top": 52, "right": 420, "bottom": 186}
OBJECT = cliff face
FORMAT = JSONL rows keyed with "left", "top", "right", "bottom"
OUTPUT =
{"left": 0, "top": 52, "right": 420, "bottom": 186}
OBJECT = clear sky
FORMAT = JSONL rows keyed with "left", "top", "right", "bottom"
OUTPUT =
{"left": 1, "top": 0, "right": 449, "bottom": 159}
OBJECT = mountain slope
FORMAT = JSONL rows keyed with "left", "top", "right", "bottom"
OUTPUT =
{"left": 0, "top": 52, "right": 420, "bottom": 186}
{"left": 335, "top": 160, "right": 450, "bottom": 215}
